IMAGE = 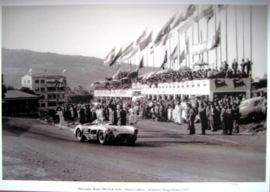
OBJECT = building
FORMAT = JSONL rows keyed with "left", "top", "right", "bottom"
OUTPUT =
{"left": 4, "top": 90, "right": 39, "bottom": 116}
{"left": 21, "top": 74, "right": 67, "bottom": 111}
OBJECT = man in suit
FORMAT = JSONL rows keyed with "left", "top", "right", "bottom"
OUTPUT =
{"left": 186, "top": 102, "right": 196, "bottom": 135}
{"left": 232, "top": 59, "right": 238, "bottom": 75}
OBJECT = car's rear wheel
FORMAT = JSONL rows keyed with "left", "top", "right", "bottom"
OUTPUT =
{"left": 98, "top": 131, "right": 108, "bottom": 145}
{"left": 76, "top": 129, "right": 85, "bottom": 142}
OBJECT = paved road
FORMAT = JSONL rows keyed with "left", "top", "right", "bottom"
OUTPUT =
{"left": 2, "top": 117, "right": 266, "bottom": 182}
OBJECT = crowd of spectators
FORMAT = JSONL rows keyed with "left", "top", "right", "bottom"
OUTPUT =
{"left": 94, "top": 58, "right": 253, "bottom": 90}
{"left": 52, "top": 88, "right": 266, "bottom": 135}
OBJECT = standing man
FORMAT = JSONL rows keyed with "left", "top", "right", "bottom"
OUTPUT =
{"left": 246, "top": 58, "right": 252, "bottom": 77}
{"left": 199, "top": 101, "right": 207, "bottom": 135}
{"left": 232, "top": 59, "right": 238, "bottom": 74}
{"left": 186, "top": 103, "right": 196, "bottom": 135}
{"left": 240, "top": 59, "right": 245, "bottom": 75}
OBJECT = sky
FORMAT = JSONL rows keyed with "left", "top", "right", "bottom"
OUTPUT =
{"left": 1, "top": 1, "right": 268, "bottom": 79}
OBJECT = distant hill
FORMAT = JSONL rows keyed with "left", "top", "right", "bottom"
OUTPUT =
{"left": 2, "top": 48, "right": 155, "bottom": 91}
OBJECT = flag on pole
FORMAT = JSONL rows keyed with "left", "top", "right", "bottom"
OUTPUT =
{"left": 179, "top": 50, "right": 186, "bottom": 63}
{"left": 217, "top": 5, "right": 228, "bottom": 12}
{"left": 186, "top": 38, "right": 189, "bottom": 54}
{"left": 28, "top": 68, "right": 32, "bottom": 75}
{"left": 62, "top": 68, "right": 66, "bottom": 74}
{"left": 162, "top": 32, "right": 173, "bottom": 46}
{"left": 194, "top": 5, "right": 214, "bottom": 23}
{"left": 183, "top": 4, "right": 196, "bottom": 20}
{"left": 109, "top": 48, "right": 122, "bottom": 66}
{"left": 170, "top": 45, "right": 178, "bottom": 61}
{"left": 44, "top": 68, "right": 47, "bottom": 72}
{"left": 136, "top": 57, "right": 144, "bottom": 72}
{"left": 172, "top": 13, "right": 185, "bottom": 29}
{"left": 139, "top": 32, "right": 152, "bottom": 51}
{"left": 112, "top": 66, "right": 121, "bottom": 80}
{"left": 121, "top": 47, "right": 138, "bottom": 62}
{"left": 160, "top": 50, "right": 168, "bottom": 70}
{"left": 136, "top": 30, "right": 147, "bottom": 45}
{"left": 177, "top": 17, "right": 193, "bottom": 35}
{"left": 121, "top": 42, "right": 134, "bottom": 58}
{"left": 104, "top": 48, "right": 115, "bottom": 66}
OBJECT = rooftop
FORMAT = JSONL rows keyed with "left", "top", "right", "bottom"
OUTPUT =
{"left": 5, "top": 90, "right": 39, "bottom": 100}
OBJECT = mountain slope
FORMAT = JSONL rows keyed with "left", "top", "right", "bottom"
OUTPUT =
{"left": 2, "top": 48, "right": 152, "bottom": 90}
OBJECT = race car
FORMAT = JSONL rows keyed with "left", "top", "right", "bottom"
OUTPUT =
{"left": 74, "top": 120, "right": 138, "bottom": 145}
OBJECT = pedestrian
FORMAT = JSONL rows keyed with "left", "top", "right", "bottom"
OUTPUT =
{"left": 232, "top": 103, "right": 240, "bottom": 133}
{"left": 199, "top": 101, "right": 207, "bottom": 135}
{"left": 220, "top": 103, "right": 227, "bottom": 135}
{"left": 186, "top": 103, "right": 196, "bottom": 135}
{"left": 79, "top": 104, "right": 86, "bottom": 124}
{"left": 224, "top": 103, "right": 233, "bottom": 135}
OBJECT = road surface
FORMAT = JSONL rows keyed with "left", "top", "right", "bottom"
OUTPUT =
{"left": 2, "top": 117, "right": 266, "bottom": 182}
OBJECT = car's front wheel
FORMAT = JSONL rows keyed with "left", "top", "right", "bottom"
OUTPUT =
{"left": 127, "top": 137, "right": 137, "bottom": 145}
{"left": 76, "top": 129, "right": 85, "bottom": 142}
{"left": 98, "top": 131, "right": 108, "bottom": 145}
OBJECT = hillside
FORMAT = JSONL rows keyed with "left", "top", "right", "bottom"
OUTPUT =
{"left": 2, "top": 48, "right": 154, "bottom": 91}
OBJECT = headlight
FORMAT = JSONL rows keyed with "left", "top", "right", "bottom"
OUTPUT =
{"left": 106, "top": 129, "right": 113, "bottom": 134}
{"left": 134, "top": 129, "right": 138, "bottom": 134}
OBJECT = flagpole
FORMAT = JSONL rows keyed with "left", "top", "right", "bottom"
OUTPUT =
{"left": 169, "top": 38, "right": 171, "bottom": 69}
{"left": 197, "top": 5, "right": 201, "bottom": 61}
{"left": 243, "top": 6, "right": 245, "bottom": 59}
{"left": 250, "top": 5, "right": 252, "bottom": 61}
{"left": 185, "top": 31, "right": 187, "bottom": 66}
{"left": 220, "top": 19, "right": 222, "bottom": 67}
{"left": 226, "top": 5, "right": 228, "bottom": 62}
{"left": 215, "top": 5, "right": 218, "bottom": 69}
{"left": 235, "top": 5, "right": 238, "bottom": 62}
{"left": 177, "top": 30, "right": 180, "bottom": 68}
{"left": 192, "top": 9, "right": 194, "bottom": 64}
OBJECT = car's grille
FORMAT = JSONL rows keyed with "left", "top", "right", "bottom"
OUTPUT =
{"left": 117, "top": 134, "right": 132, "bottom": 139}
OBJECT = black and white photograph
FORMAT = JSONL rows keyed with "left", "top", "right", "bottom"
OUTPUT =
{"left": 1, "top": 0, "right": 269, "bottom": 191}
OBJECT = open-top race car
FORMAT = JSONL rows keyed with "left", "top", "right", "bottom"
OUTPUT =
{"left": 74, "top": 121, "right": 138, "bottom": 145}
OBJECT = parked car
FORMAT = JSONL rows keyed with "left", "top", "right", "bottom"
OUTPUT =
{"left": 74, "top": 120, "right": 138, "bottom": 145}
{"left": 239, "top": 97, "right": 265, "bottom": 121}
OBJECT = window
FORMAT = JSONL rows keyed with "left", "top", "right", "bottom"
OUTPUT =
{"left": 24, "top": 80, "right": 26, "bottom": 84}
{"left": 35, "top": 87, "right": 40, "bottom": 91}
{"left": 47, "top": 87, "right": 56, "bottom": 91}
{"left": 40, "top": 95, "right": 45, "bottom": 99}
{"left": 41, "top": 80, "right": 45, "bottom": 84}
{"left": 41, "top": 88, "right": 45, "bottom": 92}
{"left": 27, "top": 80, "right": 30, "bottom": 83}
{"left": 35, "top": 80, "right": 39, "bottom": 84}
{"left": 48, "top": 102, "right": 57, "bottom": 106}
{"left": 41, "top": 103, "right": 46, "bottom": 107}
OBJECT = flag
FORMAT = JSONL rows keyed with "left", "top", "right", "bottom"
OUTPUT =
{"left": 136, "top": 30, "right": 147, "bottom": 45}
{"left": 28, "top": 68, "right": 32, "bottom": 75}
{"left": 217, "top": 5, "right": 228, "bottom": 12}
{"left": 44, "top": 68, "right": 47, "bottom": 72}
{"left": 184, "top": 4, "right": 196, "bottom": 20}
{"left": 186, "top": 38, "right": 189, "bottom": 54}
{"left": 170, "top": 45, "right": 178, "bottom": 61}
{"left": 177, "top": 17, "right": 193, "bottom": 35}
{"left": 162, "top": 32, "right": 173, "bottom": 46}
{"left": 153, "top": 28, "right": 164, "bottom": 47}
{"left": 162, "top": 13, "right": 177, "bottom": 35}
{"left": 172, "top": 13, "right": 184, "bottom": 29}
{"left": 112, "top": 66, "right": 121, "bottom": 80}
{"left": 179, "top": 50, "right": 186, "bottom": 63}
{"left": 194, "top": 5, "right": 214, "bottom": 23}
{"left": 104, "top": 48, "right": 115, "bottom": 66}
{"left": 136, "top": 57, "right": 144, "bottom": 72}
{"left": 139, "top": 32, "right": 152, "bottom": 51}
{"left": 192, "top": 24, "right": 220, "bottom": 55}
{"left": 62, "top": 68, "right": 66, "bottom": 74}
{"left": 121, "top": 42, "right": 134, "bottom": 58}
{"left": 160, "top": 51, "right": 167, "bottom": 70}
{"left": 109, "top": 48, "right": 122, "bottom": 66}
{"left": 121, "top": 47, "right": 138, "bottom": 62}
